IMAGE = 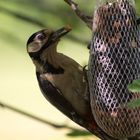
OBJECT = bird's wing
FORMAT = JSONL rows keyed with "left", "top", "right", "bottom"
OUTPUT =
{"left": 36, "top": 71, "right": 88, "bottom": 127}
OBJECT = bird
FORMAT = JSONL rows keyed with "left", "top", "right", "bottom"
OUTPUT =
{"left": 26, "top": 25, "right": 116, "bottom": 140}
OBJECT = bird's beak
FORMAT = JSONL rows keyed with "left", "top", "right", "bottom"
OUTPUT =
{"left": 50, "top": 25, "right": 72, "bottom": 41}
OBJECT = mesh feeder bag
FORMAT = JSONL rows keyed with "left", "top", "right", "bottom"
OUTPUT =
{"left": 88, "top": 0, "right": 140, "bottom": 139}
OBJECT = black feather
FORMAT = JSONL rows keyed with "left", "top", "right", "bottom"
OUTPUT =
{"left": 27, "top": 30, "right": 45, "bottom": 46}
{"left": 36, "top": 72, "right": 86, "bottom": 126}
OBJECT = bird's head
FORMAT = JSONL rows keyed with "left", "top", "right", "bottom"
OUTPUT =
{"left": 26, "top": 25, "right": 71, "bottom": 60}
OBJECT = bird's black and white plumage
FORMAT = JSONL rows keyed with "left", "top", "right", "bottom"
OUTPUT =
{"left": 26, "top": 26, "right": 115, "bottom": 140}
{"left": 27, "top": 25, "right": 89, "bottom": 116}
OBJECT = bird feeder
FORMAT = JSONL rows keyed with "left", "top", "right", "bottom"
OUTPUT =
{"left": 88, "top": 0, "right": 140, "bottom": 138}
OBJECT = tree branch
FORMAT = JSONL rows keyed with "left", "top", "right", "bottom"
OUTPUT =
{"left": 0, "top": 101, "right": 70, "bottom": 128}
{"left": 64, "top": 0, "right": 140, "bottom": 28}
{"left": 64, "top": 0, "right": 93, "bottom": 29}
{"left": 0, "top": 100, "right": 91, "bottom": 136}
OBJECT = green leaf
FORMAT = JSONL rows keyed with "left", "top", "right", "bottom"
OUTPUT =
{"left": 66, "top": 130, "right": 92, "bottom": 137}
{"left": 128, "top": 79, "right": 140, "bottom": 93}
{"left": 127, "top": 79, "right": 140, "bottom": 108}
{"left": 127, "top": 99, "right": 140, "bottom": 108}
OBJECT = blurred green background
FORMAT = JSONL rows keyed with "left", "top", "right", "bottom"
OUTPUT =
{"left": 0, "top": 0, "right": 140, "bottom": 140}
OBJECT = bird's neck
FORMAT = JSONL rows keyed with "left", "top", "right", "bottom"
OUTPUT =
{"left": 34, "top": 43, "right": 64, "bottom": 74}
{"left": 41, "top": 44, "right": 59, "bottom": 68}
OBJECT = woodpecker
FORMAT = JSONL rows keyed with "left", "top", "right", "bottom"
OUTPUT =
{"left": 26, "top": 26, "right": 116, "bottom": 140}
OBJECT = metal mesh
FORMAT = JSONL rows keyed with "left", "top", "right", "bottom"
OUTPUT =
{"left": 88, "top": 0, "right": 140, "bottom": 139}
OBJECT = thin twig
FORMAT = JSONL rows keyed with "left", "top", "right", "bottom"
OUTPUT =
{"left": 64, "top": 0, "right": 93, "bottom": 29}
{"left": 64, "top": 0, "right": 140, "bottom": 28}
{"left": 0, "top": 101, "right": 93, "bottom": 138}
{"left": 0, "top": 101, "right": 79, "bottom": 130}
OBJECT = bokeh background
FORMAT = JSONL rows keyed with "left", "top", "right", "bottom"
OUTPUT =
{"left": 0, "top": 0, "right": 140, "bottom": 140}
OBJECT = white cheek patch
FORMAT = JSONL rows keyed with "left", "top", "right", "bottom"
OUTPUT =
{"left": 27, "top": 37, "right": 48, "bottom": 53}
{"left": 28, "top": 41, "right": 42, "bottom": 53}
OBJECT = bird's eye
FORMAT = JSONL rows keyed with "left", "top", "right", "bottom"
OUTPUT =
{"left": 36, "top": 33, "right": 46, "bottom": 41}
